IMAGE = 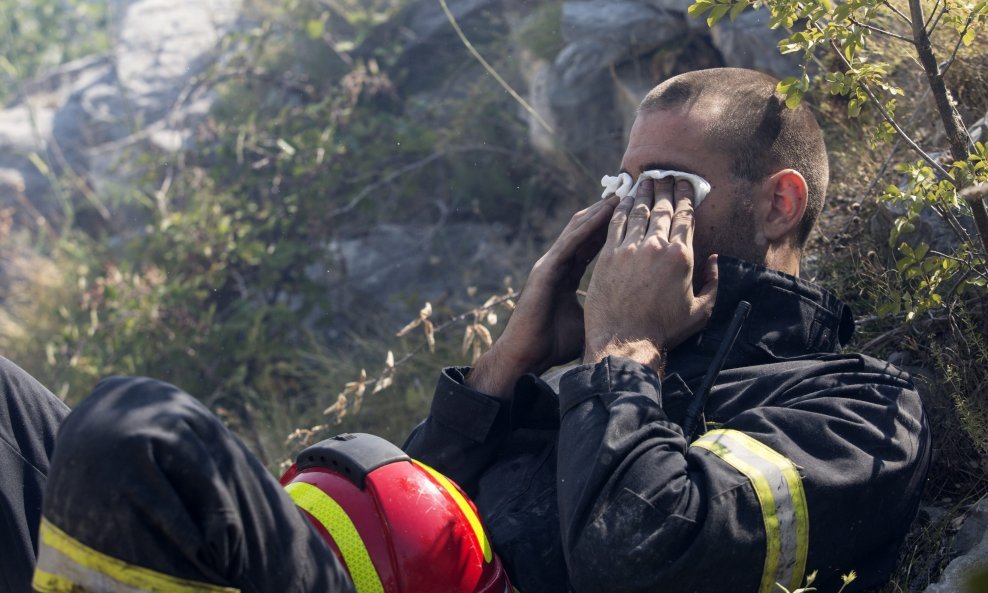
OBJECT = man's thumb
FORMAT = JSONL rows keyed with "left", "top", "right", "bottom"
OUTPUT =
{"left": 697, "top": 254, "right": 719, "bottom": 308}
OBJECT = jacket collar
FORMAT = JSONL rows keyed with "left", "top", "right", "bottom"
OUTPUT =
{"left": 667, "top": 256, "right": 855, "bottom": 373}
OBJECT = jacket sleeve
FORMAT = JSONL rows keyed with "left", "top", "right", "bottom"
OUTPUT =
{"left": 556, "top": 355, "right": 930, "bottom": 593}
{"left": 401, "top": 367, "right": 510, "bottom": 495}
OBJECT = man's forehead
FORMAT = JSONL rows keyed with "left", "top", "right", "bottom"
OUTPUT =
{"left": 621, "top": 104, "right": 728, "bottom": 174}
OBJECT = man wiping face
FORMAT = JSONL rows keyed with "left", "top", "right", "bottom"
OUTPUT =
{"left": 609, "top": 68, "right": 829, "bottom": 280}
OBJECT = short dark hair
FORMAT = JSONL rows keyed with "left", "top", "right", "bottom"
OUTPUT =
{"left": 638, "top": 68, "right": 829, "bottom": 248}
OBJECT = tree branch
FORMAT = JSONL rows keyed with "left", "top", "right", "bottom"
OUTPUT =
{"left": 884, "top": 1, "right": 914, "bottom": 25}
{"left": 861, "top": 88, "right": 933, "bottom": 202}
{"left": 821, "top": 31, "right": 955, "bottom": 183}
{"left": 940, "top": 13, "right": 977, "bottom": 75}
{"left": 849, "top": 17, "right": 916, "bottom": 43}
{"left": 908, "top": 0, "right": 987, "bottom": 253}
{"left": 908, "top": 0, "right": 974, "bottom": 162}
{"left": 924, "top": 0, "right": 942, "bottom": 30}
{"left": 925, "top": 0, "right": 946, "bottom": 34}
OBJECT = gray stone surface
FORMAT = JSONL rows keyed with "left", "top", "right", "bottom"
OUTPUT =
{"left": 533, "top": 0, "right": 807, "bottom": 173}
{"left": 923, "top": 499, "right": 988, "bottom": 593}
{"left": 326, "top": 223, "right": 520, "bottom": 330}
{"left": 0, "top": 56, "right": 116, "bottom": 220}
{"left": 709, "top": 9, "right": 801, "bottom": 79}
{"left": 0, "top": 0, "right": 241, "bottom": 226}
{"left": 954, "top": 499, "right": 988, "bottom": 557}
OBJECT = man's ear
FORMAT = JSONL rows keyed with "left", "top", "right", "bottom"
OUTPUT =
{"left": 760, "top": 169, "right": 808, "bottom": 243}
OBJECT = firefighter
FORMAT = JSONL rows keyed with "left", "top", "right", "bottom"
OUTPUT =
{"left": 403, "top": 68, "right": 931, "bottom": 593}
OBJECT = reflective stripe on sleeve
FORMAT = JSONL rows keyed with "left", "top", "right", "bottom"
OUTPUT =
{"left": 412, "top": 459, "right": 493, "bottom": 563}
{"left": 284, "top": 481, "right": 384, "bottom": 593}
{"left": 691, "top": 429, "right": 809, "bottom": 593}
{"left": 32, "top": 518, "right": 239, "bottom": 593}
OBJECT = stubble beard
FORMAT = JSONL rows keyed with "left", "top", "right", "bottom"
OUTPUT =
{"left": 692, "top": 180, "right": 763, "bottom": 291}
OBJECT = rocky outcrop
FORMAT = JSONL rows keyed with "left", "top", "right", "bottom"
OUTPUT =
{"left": 0, "top": 0, "right": 241, "bottom": 230}
{"left": 541, "top": 0, "right": 800, "bottom": 168}
{"left": 922, "top": 498, "right": 988, "bottom": 593}
{"left": 354, "top": 0, "right": 800, "bottom": 178}
{"left": 2, "top": 0, "right": 804, "bottom": 230}
{"left": 323, "top": 223, "right": 521, "bottom": 331}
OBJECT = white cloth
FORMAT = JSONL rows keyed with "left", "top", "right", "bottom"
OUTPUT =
{"left": 600, "top": 170, "right": 712, "bottom": 207}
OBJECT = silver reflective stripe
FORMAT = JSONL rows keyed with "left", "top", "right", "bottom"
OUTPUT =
{"left": 692, "top": 429, "right": 809, "bottom": 593}
{"left": 32, "top": 518, "right": 239, "bottom": 593}
{"left": 35, "top": 543, "right": 150, "bottom": 593}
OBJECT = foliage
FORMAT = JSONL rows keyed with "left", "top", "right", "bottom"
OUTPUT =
{"left": 0, "top": 0, "right": 108, "bottom": 104}
{"left": 1, "top": 0, "right": 575, "bottom": 467}
{"left": 878, "top": 144, "right": 988, "bottom": 318}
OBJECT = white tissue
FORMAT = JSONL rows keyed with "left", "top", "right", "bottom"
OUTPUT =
{"left": 600, "top": 172, "right": 634, "bottom": 200}
{"left": 600, "top": 170, "right": 711, "bottom": 207}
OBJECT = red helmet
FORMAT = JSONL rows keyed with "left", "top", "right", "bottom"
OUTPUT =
{"left": 280, "top": 433, "right": 513, "bottom": 593}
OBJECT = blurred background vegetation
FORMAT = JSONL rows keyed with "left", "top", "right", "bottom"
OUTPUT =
{"left": 0, "top": 0, "right": 985, "bottom": 587}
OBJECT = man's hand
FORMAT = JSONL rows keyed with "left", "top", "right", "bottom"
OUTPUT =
{"left": 583, "top": 177, "right": 718, "bottom": 373}
{"left": 466, "top": 194, "right": 620, "bottom": 399}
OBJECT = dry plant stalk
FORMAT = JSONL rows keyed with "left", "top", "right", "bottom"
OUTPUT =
{"left": 284, "top": 286, "right": 520, "bottom": 451}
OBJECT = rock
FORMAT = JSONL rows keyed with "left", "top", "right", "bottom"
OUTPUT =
{"left": 546, "top": 2, "right": 684, "bottom": 169}
{"left": 0, "top": 56, "right": 116, "bottom": 223}
{"left": 325, "top": 223, "right": 520, "bottom": 331}
{"left": 0, "top": 0, "right": 241, "bottom": 230}
{"left": 954, "top": 499, "right": 988, "bottom": 557}
{"left": 922, "top": 504, "right": 988, "bottom": 593}
{"left": 356, "top": 0, "right": 504, "bottom": 94}
{"left": 919, "top": 504, "right": 949, "bottom": 526}
{"left": 560, "top": 1, "right": 682, "bottom": 47}
{"left": 709, "top": 9, "right": 801, "bottom": 79}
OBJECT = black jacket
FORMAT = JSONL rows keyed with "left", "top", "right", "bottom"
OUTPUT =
{"left": 0, "top": 357, "right": 69, "bottom": 593}
{"left": 404, "top": 256, "right": 931, "bottom": 593}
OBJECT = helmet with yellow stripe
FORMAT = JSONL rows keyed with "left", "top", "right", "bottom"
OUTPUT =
{"left": 280, "top": 433, "right": 513, "bottom": 593}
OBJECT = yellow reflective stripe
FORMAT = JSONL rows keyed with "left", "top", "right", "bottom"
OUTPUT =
{"left": 412, "top": 459, "right": 493, "bottom": 563}
{"left": 720, "top": 430, "right": 810, "bottom": 591}
{"left": 693, "top": 437, "right": 782, "bottom": 593}
{"left": 32, "top": 567, "right": 79, "bottom": 593}
{"left": 692, "top": 429, "right": 809, "bottom": 593}
{"left": 284, "top": 482, "right": 384, "bottom": 593}
{"left": 33, "top": 518, "right": 239, "bottom": 593}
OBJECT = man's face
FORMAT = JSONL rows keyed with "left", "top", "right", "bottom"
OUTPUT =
{"left": 619, "top": 107, "right": 764, "bottom": 277}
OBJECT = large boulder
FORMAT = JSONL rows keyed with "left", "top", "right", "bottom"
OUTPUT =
{"left": 709, "top": 9, "right": 801, "bottom": 77}
{"left": 0, "top": 56, "right": 114, "bottom": 223}
{"left": 532, "top": 0, "right": 801, "bottom": 171}
{"left": 0, "top": 0, "right": 242, "bottom": 231}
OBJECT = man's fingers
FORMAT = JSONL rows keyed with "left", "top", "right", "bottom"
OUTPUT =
{"left": 669, "top": 180, "right": 695, "bottom": 246}
{"left": 648, "top": 177, "right": 675, "bottom": 242}
{"left": 607, "top": 194, "right": 634, "bottom": 246}
{"left": 622, "top": 178, "right": 653, "bottom": 245}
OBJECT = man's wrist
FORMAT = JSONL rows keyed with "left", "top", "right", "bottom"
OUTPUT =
{"left": 582, "top": 338, "right": 667, "bottom": 376}
{"left": 464, "top": 343, "right": 532, "bottom": 401}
